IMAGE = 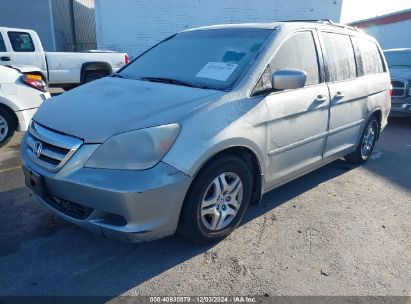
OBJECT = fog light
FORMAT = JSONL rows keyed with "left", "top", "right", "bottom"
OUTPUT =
{"left": 407, "top": 105, "right": 411, "bottom": 112}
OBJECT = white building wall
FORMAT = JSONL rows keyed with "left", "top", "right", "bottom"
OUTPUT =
{"left": 360, "top": 20, "right": 411, "bottom": 49}
{"left": 95, "top": 0, "right": 343, "bottom": 56}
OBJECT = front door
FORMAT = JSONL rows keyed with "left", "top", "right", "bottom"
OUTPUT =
{"left": 0, "top": 31, "right": 13, "bottom": 66}
{"left": 4, "top": 31, "right": 46, "bottom": 73}
{"left": 263, "top": 30, "right": 330, "bottom": 188}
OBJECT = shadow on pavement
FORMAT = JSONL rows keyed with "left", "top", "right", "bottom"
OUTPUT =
{"left": 0, "top": 186, "right": 212, "bottom": 296}
{"left": 361, "top": 117, "right": 411, "bottom": 193}
{"left": 0, "top": 158, "right": 356, "bottom": 297}
{"left": 244, "top": 159, "right": 357, "bottom": 224}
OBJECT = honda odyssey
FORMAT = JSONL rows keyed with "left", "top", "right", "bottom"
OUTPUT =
{"left": 21, "top": 20, "right": 391, "bottom": 244}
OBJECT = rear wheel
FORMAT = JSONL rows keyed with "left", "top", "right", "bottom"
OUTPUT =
{"left": 178, "top": 155, "right": 252, "bottom": 244}
{"left": 345, "top": 116, "right": 379, "bottom": 164}
{"left": 0, "top": 107, "right": 16, "bottom": 148}
{"left": 83, "top": 70, "right": 109, "bottom": 83}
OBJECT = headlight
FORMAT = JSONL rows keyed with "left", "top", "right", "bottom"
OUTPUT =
{"left": 85, "top": 124, "right": 181, "bottom": 170}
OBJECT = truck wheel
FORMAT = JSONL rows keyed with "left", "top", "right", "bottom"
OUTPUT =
{"left": 345, "top": 116, "right": 379, "bottom": 164}
{"left": 84, "top": 70, "right": 109, "bottom": 83}
{"left": 178, "top": 155, "right": 252, "bottom": 245}
{"left": 0, "top": 108, "right": 16, "bottom": 148}
{"left": 61, "top": 84, "right": 78, "bottom": 91}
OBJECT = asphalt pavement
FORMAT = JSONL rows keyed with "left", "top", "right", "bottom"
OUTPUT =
{"left": 0, "top": 118, "right": 410, "bottom": 298}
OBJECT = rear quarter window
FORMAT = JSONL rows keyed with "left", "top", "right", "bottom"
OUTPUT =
{"left": 7, "top": 32, "right": 35, "bottom": 52}
{"left": 352, "top": 37, "right": 384, "bottom": 75}
{"left": 322, "top": 32, "right": 357, "bottom": 82}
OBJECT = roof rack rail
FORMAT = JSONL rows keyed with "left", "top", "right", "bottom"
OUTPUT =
{"left": 279, "top": 19, "right": 359, "bottom": 31}
{"left": 280, "top": 19, "right": 333, "bottom": 23}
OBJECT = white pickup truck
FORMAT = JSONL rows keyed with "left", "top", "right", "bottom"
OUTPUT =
{"left": 0, "top": 27, "right": 129, "bottom": 88}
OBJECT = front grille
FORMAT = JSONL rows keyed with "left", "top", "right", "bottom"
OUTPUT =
{"left": 391, "top": 79, "right": 407, "bottom": 98}
{"left": 25, "top": 122, "right": 82, "bottom": 172}
{"left": 391, "top": 103, "right": 404, "bottom": 109}
{"left": 47, "top": 197, "right": 94, "bottom": 220}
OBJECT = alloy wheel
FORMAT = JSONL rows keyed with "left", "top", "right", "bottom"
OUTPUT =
{"left": 0, "top": 115, "right": 9, "bottom": 142}
{"left": 361, "top": 121, "right": 377, "bottom": 159}
{"left": 200, "top": 172, "right": 243, "bottom": 231}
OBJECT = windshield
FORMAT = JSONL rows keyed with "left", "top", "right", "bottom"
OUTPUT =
{"left": 384, "top": 51, "right": 411, "bottom": 68}
{"left": 119, "top": 28, "right": 273, "bottom": 90}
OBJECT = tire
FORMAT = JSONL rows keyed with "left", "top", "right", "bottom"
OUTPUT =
{"left": 178, "top": 155, "right": 253, "bottom": 245}
{"left": 83, "top": 70, "right": 108, "bottom": 84}
{"left": 345, "top": 116, "right": 379, "bottom": 164}
{"left": 0, "top": 107, "right": 16, "bottom": 148}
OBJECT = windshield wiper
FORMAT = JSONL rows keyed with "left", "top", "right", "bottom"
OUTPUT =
{"left": 389, "top": 65, "right": 411, "bottom": 68}
{"left": 140, "top": 77, "right": 197, "bottom": 88}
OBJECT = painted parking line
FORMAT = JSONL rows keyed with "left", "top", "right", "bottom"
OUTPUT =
{"left": 0, "top": 166, "right": 21, "bottom": 174}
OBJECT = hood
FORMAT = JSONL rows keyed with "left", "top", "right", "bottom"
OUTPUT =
{"left": 34, "top": 77, "right": 222, "bottom": 143}
{"left": 389, "top": 67, "right": 411, "bottom": 81}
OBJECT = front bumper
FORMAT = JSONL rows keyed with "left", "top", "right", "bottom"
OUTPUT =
{"left": 21, "top": 135, "right": 192, "bottom": 242}
{"left": 15, "top": 108, "right": 39, "bottom": 132}
{"left": 15, "top": 92, "right": 51, "bottom": 131}
{"left": 390, "top": 98, "right": 411, "bottom": 117}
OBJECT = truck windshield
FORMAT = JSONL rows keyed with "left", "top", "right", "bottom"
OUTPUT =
{"left": 119, "top": 28, "right": 273, "bottom": 90}
{"left": 384, "top": 51, "right": 411, "bottom": 68}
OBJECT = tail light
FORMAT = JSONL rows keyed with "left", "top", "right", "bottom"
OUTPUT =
{"left": 125, "top": 54, "right": 129, "bottom": 65}
{"left": 389, "top": 83, "right": 393, "bottom": 96}
{"left": 22, "top": 74, "right": 47, "bottom": 92}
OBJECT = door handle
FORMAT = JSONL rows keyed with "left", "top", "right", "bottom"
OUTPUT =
{"left": 0, "top": 56, "right": 11, "bottom": 62}
{"left": 335, "top": 91, "right": 345, "bottom": 99}
{"left": 315, "top": 95, "right": 327, "bottom": 103}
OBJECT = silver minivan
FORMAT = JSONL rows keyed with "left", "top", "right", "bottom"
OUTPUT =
{"left": 21, "top": 21, "right": 391, "bottom": 244}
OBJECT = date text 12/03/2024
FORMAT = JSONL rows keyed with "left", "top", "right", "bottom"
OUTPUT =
{"left": 149, "top": 296, "right": 257, "bottom": 303}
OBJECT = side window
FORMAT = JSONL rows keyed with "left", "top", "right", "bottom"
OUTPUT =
{"left": 322, "top": 32, "right": 356, "bottom": 82}
{"left": 253, "top": 65, "right": 272, "bottom": 94}
{"left": 352, "top": 37, "right": 384, "bottom": 75}
{"left": 7, "top": 32, "right": 35, "bottom": 52}
{"left": 270, "top": 31, "right": 320, "bottom": 86}
{"left": 0, "top": 33, "right": 6, "bottom": 52}
{"left": 351, "top": 37, "right": 364, "bottom": 77}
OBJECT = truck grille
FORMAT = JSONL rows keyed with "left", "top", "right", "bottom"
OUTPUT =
{"left": 25, "top": 122, "right": 82, "bottom": 172}
{"left": 391, "top": 79, "right": 408, "bottom": 98}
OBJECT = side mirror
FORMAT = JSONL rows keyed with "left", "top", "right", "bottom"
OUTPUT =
{"left": 272, "top": 68, "right": 307, "bottom": 90}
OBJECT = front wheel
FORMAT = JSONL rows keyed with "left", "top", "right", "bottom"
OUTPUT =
{"left": 345, "top": 116, "right": 379, "bottom": 164}
{"left": 178, "top": 155, "right": 253, "bottom": 244}
{"left": 0, "top": 108, "right": 16, "bottom": 148}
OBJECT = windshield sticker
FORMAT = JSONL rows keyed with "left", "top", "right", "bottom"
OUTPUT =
{"left": 196, "top": 62, "right": 238, "bottom": 81}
